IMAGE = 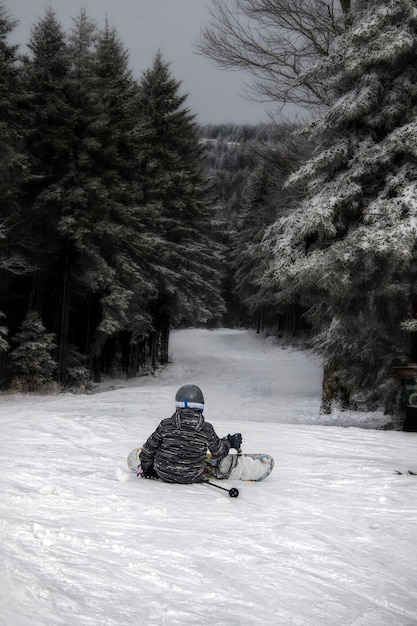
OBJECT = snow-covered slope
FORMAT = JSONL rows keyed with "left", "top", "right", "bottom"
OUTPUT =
{"left": 1, "top": 328, "right": 416, "bottom": 625}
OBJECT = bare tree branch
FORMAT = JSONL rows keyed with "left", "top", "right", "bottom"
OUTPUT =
{"left": 197, "top": 0, "right": 353, "bottom": 117}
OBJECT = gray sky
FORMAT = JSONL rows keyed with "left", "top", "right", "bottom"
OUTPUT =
{"left": 6, "top": 0, "right": 269, "bottom": 125}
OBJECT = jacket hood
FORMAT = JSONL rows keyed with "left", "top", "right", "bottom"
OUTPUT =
{"left": 172, "top": 408, "right": 205, "bottom": 432}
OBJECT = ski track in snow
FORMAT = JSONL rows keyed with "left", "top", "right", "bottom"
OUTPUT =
{"left": 1, "top": 328, "right": 417, "bottom": 626}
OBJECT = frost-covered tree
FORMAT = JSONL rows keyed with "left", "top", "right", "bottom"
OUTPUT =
{"left": 65, "top": 345, "right": 90, "bottom": 391}
{"left": 9, "top": 311, "right": 57, "bottom": 391}
{"left": 0, "top": 3, "right": 30, "bottom": 226}
{"left": 136, "top": 52, "right": 225, "bottom": 363}
{"left": 58, "top": 18, "right": 156, "bottom": 380}
{"left": 16, "top": 8, "right": 89, "bottom": 384}
{"left": 0, "top": 3, "right": 26, "bottom": 215}
{"left": 232, "top": 127, "right": 312, "bottom": 331}
{"left": 264, "top": 0, "right": 417, "bottom": 415}
{"left": 232, "top": 159, "right": 279, "bottom": 328}
{"left": 18, "top": 7, "right": 74, "bottom": 333}
{"left": 198, "top": 123, "right": 276, "bottom": 326}
{"left": 0, "top": 311, "right": 8, "bottom": 352}
{"left": 22, "top": 8, "right": 73, "bottom": 203}
{"left": 0, "top": 4, "right": 34, "bottom": 373}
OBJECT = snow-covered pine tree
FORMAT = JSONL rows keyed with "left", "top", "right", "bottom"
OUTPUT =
{"left": 233, "top": 158, "right": 282, "bottom": 330}
{"left": 9, "top": 311, "right": 57, "bottom": 392}
{"left": 22, "top": 8, "right": 73, "bottom": 206}
{"left": 0, "top": 3, "right": 34, "bottom": 377}
{"left": 232, "top": 127, "right": 313, "bottom": 332}
{"left": 57, "top": 17, "right": 157, "bottom": 381}
{"left": 0, "top": 312, "right": 8, "bottom": 353}
{"left": 198, "top": 123, "right": 275, "bottom": 326}
{"left": 136, "top": 52, "right": 225, "bottom": 363}
{"left": 65, "top": 344, "right": 90, "bottom": 392}
{"left": 264, "top": 0, "right": 417, "bottom": 415}
{"left": 17, "top": 8, "right": 88, "bottom": 385}
{"left": 0, "top": 3, "right": 26, "bottom": 218}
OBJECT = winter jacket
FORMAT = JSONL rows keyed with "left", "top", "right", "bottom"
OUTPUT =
{"left": 139, "top": 408, "right": 231, "bottom": 483}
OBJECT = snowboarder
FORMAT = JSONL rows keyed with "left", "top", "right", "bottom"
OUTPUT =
{"left": 139, "top": 384, "right": 242, "bottom": 483}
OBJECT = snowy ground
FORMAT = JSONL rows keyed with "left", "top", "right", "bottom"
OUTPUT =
{"left": 1, "top": 328, "right": 417, "bottom": 626}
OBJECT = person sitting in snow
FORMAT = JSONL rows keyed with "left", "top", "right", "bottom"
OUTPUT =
{"left": 139, "top": 384, "right": 242, "bottom": 483}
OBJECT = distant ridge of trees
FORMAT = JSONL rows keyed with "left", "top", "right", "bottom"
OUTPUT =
{"left": 199, "top": 122, "right": 313, "bottom": 335}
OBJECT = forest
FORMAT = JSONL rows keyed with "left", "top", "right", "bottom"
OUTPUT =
{"left": 0, "top": 5, "right": 230, "bottom": 391}
{"left": 1, "top": 0, "right": 417, "bottom": 425}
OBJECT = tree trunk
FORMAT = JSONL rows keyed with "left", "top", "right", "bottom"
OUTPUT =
{"left": 160, "top": 314, "right": 170, "bottom": 365}
{"left": 149, "top": 330, "right": 158, "bottom": 370}
{"left": 340, "top": 0, "right": 351, "bottom": 16}
{"left": 91, "top": 329, "right": 107, "bottom": 383}
{"left": 321, "top": 363, "right": 350, "bottom": 414}
{"left": 340, "top": 0, "right": 352, "bottom": 27}
{"left": 58, "top": 238, "right": 71, "bottom": 384}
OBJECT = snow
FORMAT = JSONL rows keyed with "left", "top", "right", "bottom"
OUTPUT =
{"left": 1, "top": 327, "right": 417, "bottom": 626}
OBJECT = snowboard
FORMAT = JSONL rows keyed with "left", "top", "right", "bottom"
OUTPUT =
{"left": 204, "top": 452, "right": 274, "bottom": 482}
{"left": 127, "top": 447, "right": 274, "bottom": 482}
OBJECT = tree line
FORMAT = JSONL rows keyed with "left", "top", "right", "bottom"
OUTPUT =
{"left": 0, "top": 5, "right": 224, "bottom": 390}
{"left": 3, "top": 0, "right": 417, "bottom": 424}
{"left": 200, "top": 0, "right": 417, "bottom": 421}
{"left": 199, "top": 123, "right": 313, "bottom": 333}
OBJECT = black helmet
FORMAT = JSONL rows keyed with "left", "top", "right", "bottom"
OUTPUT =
{"left": 175, "top": 384, "right": 204, "bottom": 411}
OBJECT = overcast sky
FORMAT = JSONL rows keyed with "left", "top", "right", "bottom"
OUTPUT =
{"left": 6, "top": 0, "right": 270, "bottom": 125}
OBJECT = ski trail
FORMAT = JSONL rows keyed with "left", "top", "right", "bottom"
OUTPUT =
{"left": 1, "top": 328, "right": 416, "bottom": 625}
{"left": 152, "top": 328, "right": 323, "bottom": 423}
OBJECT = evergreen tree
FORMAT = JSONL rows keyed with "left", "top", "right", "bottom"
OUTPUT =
{"left": 16, "top": 8, "right": 85, "bottom": 385}
{"left": 0, "top": 3, "right": 26, "bottom": 222}
{"left": 18, "top": 8, "right": 73, "bottom": 322}
{"left": 136, "top": 52, "right": 225, "bottom": 363}
{"left": 65, "top": 344, "right": 90, "bottom": 391}
{"left": 198, "top": 123, "right": 276, "bottom": 327}
{"left": 0, "top": 312, "right": 8, "bottom": 352}
{"left": 48, "top": 9, "right": 98, "bottom": 382}
{"left": 9, "top": 311, "right": 57, "bottom": 391}
{"left": 265, "top": 0, "right": 417, "bottom": 414}
{"left": 14, "top": 9, "right": 154, "bottom": 383}
{"left": 233, "top": 158, "right": 280, "bottom": 326}
{"left": 233, "top": 127, "right": 312, "bottom": 332}
{"left": 58, "top": 18, "right": 156, "bottom": 380}
{"left": 0, "top": 3, "right": 33, "bottom": 377}
{"left": 23, "top": 8, "right": 73, "bottom": 203}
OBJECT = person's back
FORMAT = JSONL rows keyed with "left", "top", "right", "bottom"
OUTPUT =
{"left": 139, "top": 384, "right": 242, "bottom": 483}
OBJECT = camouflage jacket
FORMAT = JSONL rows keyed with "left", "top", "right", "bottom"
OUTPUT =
{"left": 139, "top": 408, "right": 231, "bottom": 483}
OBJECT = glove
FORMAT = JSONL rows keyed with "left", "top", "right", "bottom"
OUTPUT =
{"left": 141, "top": 467, "right": 159, "bottom": 479}
{"left": 227, "top": 433, "right": 242, "bottom": 451}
